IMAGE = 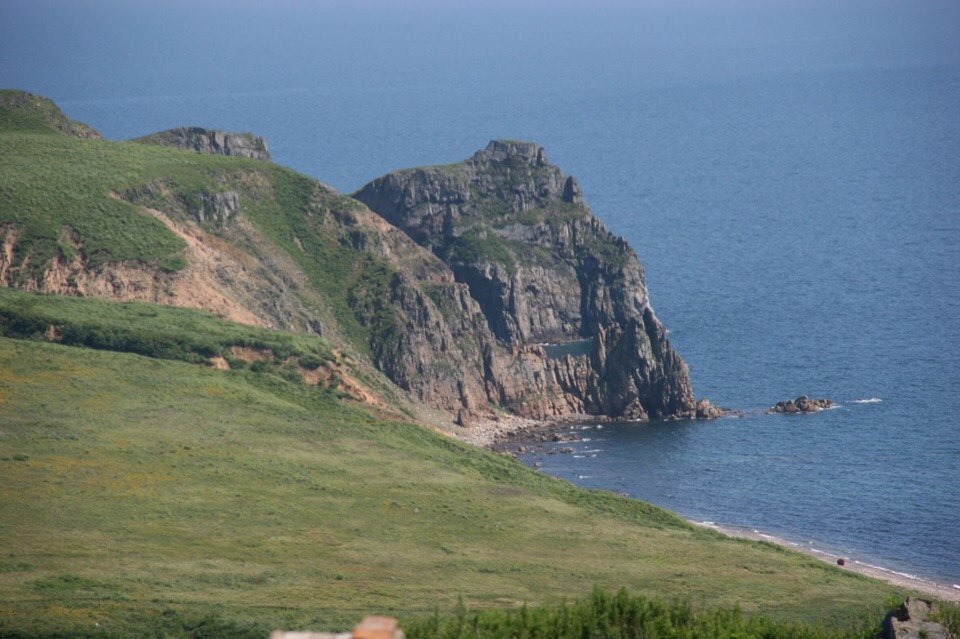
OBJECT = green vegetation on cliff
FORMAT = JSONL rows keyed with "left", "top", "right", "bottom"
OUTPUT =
{"left": 0, "top": 287, "right": 333, "bottom": 367}
{"left": 0, "top": 129, "right": 191, "bottom": 274}
{"left": 0, "top": 92, "right": 394, "bottom": 352}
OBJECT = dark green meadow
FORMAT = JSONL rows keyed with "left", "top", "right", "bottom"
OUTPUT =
{"left": 0, "top": 287, "right": 334, "bottom": 369}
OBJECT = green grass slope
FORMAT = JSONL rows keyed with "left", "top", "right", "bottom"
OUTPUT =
{"left": 0, "top": 287, "right": 334, "bottom": 367}
{"left": 0, "top": 90, "right": 101, "bottom": 139}
{"left": 0, "top": 294, "right": 901, "bottom": 638}
{"left": 1, "top": 89, "right": 395, "bottom": 350}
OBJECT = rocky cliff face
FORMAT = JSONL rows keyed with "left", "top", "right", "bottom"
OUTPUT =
{"left": 134, "top": 127, "right": 271, "bottom": 161}
{"left": 354, "top": 140, "right": 708, "bottom": 420}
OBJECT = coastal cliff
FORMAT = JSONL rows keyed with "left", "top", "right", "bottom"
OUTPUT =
{"left": 355, "top": 141, "right": 714, "bottom": 421}
{"left": 0, "top": 90, "right": 712, "bottom": 424}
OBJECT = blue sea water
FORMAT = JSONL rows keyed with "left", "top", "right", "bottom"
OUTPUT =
{"left": 2, "top": 1, "right": 959, "bottom": 583}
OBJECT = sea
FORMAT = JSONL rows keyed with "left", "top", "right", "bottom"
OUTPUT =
{"left": 2, "top": 0, "right": 958, "bottom": 584}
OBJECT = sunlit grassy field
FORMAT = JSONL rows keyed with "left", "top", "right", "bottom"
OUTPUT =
{"left": 0, "top": 299, "right": 901, "bottom": 637}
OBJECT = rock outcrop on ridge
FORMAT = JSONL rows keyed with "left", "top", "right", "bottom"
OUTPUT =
{"left": 134, "top": 127, "right": 271, "bottom": 161}
{"left": 355, "top": 140, "right": 712, "bottom": 421}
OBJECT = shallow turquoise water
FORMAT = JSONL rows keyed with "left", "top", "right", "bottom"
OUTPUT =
{"left": 2, "top": 0, "right": 958, "bottom": 583}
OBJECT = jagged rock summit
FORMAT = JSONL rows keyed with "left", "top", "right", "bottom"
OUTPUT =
{"left": 355, "top": 140, "right": 714, "bottom": 421}
{"left": 134, "top": 126, "right": 271, "bottom": 161}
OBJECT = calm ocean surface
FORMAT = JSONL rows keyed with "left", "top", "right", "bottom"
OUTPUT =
{"left": 2, "top": 1, "right": 958, "bottom": 583}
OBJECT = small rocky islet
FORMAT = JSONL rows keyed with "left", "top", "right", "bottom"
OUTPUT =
{"left": 769, "top": 395, "right": 834, "bottom": 414}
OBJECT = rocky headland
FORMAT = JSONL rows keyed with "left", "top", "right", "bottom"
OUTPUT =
{"left": 0, "top": 89, "right": 721, "bottom": 431}
{"left": 354, "top": 140, "right": 721, "bottom": 424}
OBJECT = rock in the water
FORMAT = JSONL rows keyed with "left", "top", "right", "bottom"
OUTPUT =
{"left": 133, "top": 126, "right": 271, "bottom": 161}
{"left": 883, "top": 598, "right": 951, "bottom": 639}
{"left": 694, "top": 398, "right": 728, "bottom": 419}
{"left": 769, "top": 395, "right": 833, "bottom": 414}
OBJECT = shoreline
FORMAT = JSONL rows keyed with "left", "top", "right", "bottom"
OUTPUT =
{"left": 691, "top": 520, "right": 960, "bottom": 603}
{"left": 458, "top": 411, "right": 638, "bottom": 449}
{"left": 458, "top": 416, "right": 960, "bottom": 604}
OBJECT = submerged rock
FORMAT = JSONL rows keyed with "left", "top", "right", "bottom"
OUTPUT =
{"left": 694, "top": 398, "right": 730, "bottom": 419}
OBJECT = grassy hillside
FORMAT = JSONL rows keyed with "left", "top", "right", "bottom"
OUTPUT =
{"left": 0, "top": 293, "right": 902, "bottom": 638}
{"left": 0, "top": 89, "right": 101, "bottom": 139}
{"left": 0, "top": 94, "right": 392, "bottom": 350}
{"left": 0, "top": 287, "right": 334, "bottom": 368}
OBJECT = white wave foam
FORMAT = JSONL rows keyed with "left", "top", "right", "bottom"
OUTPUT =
{"left": 853, "top": 397, "right": 883, "bottom": 404}
{"left": 892, "top": 570, "right": 920, "bottom": 580}
{"left": 852, "top": 560, "right": 920, "bottom": 581}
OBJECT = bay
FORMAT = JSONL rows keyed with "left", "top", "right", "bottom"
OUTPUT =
{"left": 2, "top": 0, "right": 958, "bottom": 583}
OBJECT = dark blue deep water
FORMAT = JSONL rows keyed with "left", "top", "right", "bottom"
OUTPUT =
{"left": 2, "top": 1, "right": 959, "bottom": 583}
